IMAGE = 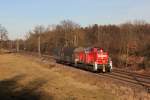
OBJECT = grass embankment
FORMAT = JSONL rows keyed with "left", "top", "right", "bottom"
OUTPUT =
{"left": 0, "top": 54, "right": 117, "bottom": 100}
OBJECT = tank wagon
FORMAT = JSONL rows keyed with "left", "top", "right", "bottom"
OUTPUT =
{"left": 54, "top": 47, "right": 112, "bottom": 72}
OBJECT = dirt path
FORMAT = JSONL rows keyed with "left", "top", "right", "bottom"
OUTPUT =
{"left": 0, "top": 53, "right": 149, "bottom": 100}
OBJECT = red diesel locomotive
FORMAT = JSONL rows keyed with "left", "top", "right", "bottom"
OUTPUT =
{"left": 55, "top": 47, "right": 112, "bottom": 72}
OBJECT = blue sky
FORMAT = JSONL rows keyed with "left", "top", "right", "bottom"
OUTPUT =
{"left": 0, "top": 0, "right": 150, "bottom": 39}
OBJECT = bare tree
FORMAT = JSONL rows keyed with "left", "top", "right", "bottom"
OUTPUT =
{"left": 0, "top": 24, "right": 8, "bottom": 48}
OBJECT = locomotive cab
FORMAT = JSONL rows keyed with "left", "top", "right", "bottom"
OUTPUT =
{"left": 95, "top": 48, "right": 112, "bottom": 72}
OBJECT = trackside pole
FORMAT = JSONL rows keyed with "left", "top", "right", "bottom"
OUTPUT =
{"left": 38, "top": 36, "right": 41, "bottom": 57}
{"left": 16, "top": 39, "right": 19, "bottom": 52}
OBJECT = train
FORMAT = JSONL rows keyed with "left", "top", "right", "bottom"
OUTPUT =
{"left": 54, "top": 47, "right": 112, "bottom": 72}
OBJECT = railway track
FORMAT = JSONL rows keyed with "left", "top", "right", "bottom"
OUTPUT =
{"left": 17, "top": 51, "right": 150, "bottom": 93}
{"left": 97, "top": 68, "right": 150, "bottom": 93}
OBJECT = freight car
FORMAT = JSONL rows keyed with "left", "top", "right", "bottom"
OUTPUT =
{"left": 54, "top": 47, "right": 112, "bottom": 72}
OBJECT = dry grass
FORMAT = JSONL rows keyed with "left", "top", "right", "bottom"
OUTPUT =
{"left": 0, "top": 54, "right": 117, "bottom": 100}
{"left": 0, "top": 53, "right": 150, "bottom": 100}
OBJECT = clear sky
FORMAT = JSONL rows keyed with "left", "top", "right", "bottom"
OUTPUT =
{"left": 0, "top": 0, "right": 150, "bottom": 39}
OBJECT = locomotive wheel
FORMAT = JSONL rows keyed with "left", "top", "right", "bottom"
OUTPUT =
{"left": 107, "top": 67, "right": 112, "bottom": 73}
{"left": 104, "top": 66, "right": 111, "bottom": 73}
{"left": 74, "top": 63, "right": 78, "bottom": 67}
{"left": 74, "top": 61, "right": 78, "bottom": 67}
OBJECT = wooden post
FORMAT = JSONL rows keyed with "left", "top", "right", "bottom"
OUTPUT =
{"left": 16, "top": 39, "right": 19, "bottom": 52}
{"left": 38, "top": 35, "right": 41, "bottom": 57}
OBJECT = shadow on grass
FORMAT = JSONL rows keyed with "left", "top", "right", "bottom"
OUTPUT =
{"left": 0, "top": 74, "right": 53, "bottom": 100}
